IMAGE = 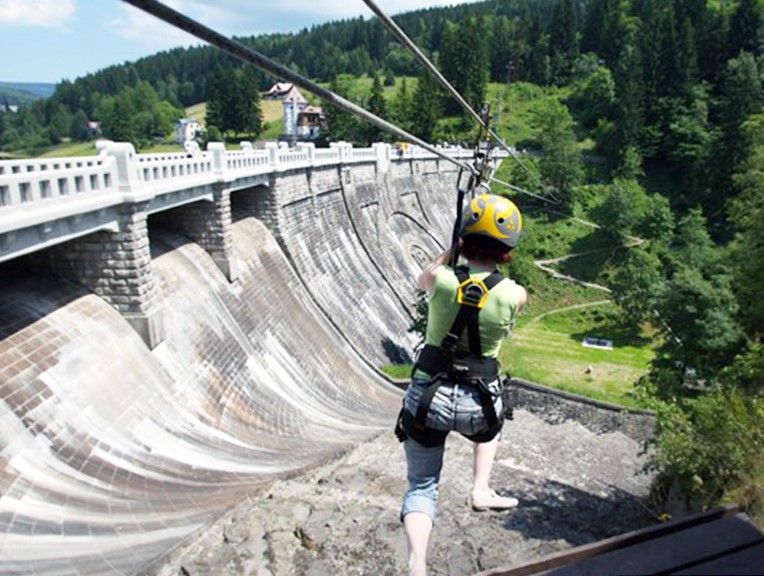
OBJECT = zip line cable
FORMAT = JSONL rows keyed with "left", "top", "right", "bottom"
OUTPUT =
{"left": 121, "top": 0, "right": 476, "bottom": 175}
{"left": 359, "top": 0, "right": 556, "bottom": 203}
{"left": 490, "top": 176, "right": 555, "bottom": 203}
{"left": 360, "top": 0, "right": 485, "bottom": 135}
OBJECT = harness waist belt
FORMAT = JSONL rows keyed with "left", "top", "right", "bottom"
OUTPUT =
{"left": 416, "top": 344, "right": 499, "bottom": 381}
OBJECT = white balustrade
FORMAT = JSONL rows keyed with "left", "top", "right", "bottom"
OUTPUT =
{"left": 314, "top": 148, "right": 341, "bottom": 162}
{"left": 137, "top": 151, "right": 216, "bottom": 183}
{"left": 0, "top": 150, "right": 120, "bottom": 221}
{"left": 0, "top": 140, "right": 481, "bottom": 234}
{"left": 350, "top": 149, "right": 377, "bottom": 161}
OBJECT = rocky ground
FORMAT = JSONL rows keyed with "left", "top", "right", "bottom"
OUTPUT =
{"left": 141, "top": 409, "right": 656, "bottom": 576}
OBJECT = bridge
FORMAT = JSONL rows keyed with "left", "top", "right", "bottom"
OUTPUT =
{"left": 0, "top": 140, "right": 480, "bottom": 349}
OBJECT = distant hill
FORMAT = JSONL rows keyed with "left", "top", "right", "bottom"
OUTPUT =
{"left": 0, "top": 82, "right": 57, "bottom": 105}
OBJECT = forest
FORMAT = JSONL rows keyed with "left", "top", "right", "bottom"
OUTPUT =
{"left": 1, "top": 0, "right": 763, "bottom": 522}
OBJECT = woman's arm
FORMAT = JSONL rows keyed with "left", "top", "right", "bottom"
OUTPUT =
{"left": 418, "top": 247, "right": 456, "bottom": 294}
{"left": 515, "top": 284, "right": 528, "bottom": 313}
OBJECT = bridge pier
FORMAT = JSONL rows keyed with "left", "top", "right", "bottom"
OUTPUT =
{"left": 150, "top": 182, "right": 237, "bottom": 283}
{"left": 23, "top": 200, "right": 165, "bottom": 349}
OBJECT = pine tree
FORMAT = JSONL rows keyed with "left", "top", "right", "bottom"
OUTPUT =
{"left": 205, "top": 66, "right": 228, "bottom": 136}
{"left": 729, "top": 113, "right": 764, "bottom": 338}
{"left": 462, "top": 16, "right": 489, "bottom": 113}
{"left": 233, "top": 67, "right": 262, "bottom": 139}
{"left": 69, "top": 109, "right": 89, "bottom": 142}
{"left": 709, "top": 52, "right": 764, "bottom": 225}
{"left": 675, "top": 16, "right": 699, "bottom": 98}
{"left": 581, "top": 0, "right": 608, "bottom": 55}
{"left": 525, "top": 10, "right": 550, "bottom": 86}
{"left": 549, "top": 0, "right": 578, "bottom": 85}
{"left": 533, "top": 99, "right": 582, "bottom": 207}
{"left": 727, "top": 0, "right": 763, "bottom": 59}
{"left": 439, "top": 21, "right": 463, "bottom": 115}
{"left": 367, "top": 73, "right": 387, "bottom": 145}
{"left": 411, "top": 66, "right": 443, "bottom": 143}
{"left": 323, "top": 74, "right": 364, "bottom": 144}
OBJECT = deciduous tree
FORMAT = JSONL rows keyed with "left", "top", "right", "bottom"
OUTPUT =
{"left": 532, "top": 99, "right": 582, "bottom": 207}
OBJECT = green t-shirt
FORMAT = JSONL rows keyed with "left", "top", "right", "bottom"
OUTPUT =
{"left": 424, "top": 265, "right": 521, "bottom": 358}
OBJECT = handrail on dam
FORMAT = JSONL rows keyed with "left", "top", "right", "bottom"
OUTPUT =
{"left": 0, "top": 139, "right": 496, "bottom": 265}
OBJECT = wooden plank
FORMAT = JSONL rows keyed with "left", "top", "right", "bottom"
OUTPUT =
{"left": 669, "top": 542, "right": 764, "bottom": 575}
{"left": 529, "top": 514, "right": 763, "bottom": 576}
{"left": 476, "top": 505, "right": 739, "bottom": 576}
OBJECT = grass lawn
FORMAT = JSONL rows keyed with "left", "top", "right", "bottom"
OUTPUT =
{"left": 259, "top": 99, "right": 285, "bottom": 140}
{"left": 503, "top": 302, "right": 654, "bottom": 408}
{"left": 38, "top": 141, "right": 101, "bottom": 157}
{"left": 487, "top": 82, "right": 569, "bottom": 148}
{"left": 185, "top": 102, "right": 207, "bottom": 125}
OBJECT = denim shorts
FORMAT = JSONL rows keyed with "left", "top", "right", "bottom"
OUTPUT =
{"left": 400, "top": 377, "right": 504, "bottom": 522}
{"left": 403, "top": 377, "right": 503, "bottom": 437}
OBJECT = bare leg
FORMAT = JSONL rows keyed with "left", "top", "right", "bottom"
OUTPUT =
{"left": 403, "top": 511, "right": 432, "bottom": 575}
{"left": 471, "top": 437, "right": 518, "bottom": 510}
{"left": 472, "top": 436, "right": 500, "bottom": 493}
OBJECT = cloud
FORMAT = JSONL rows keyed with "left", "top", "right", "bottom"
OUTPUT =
{"left": 110, "top": 0, "right": 484, "bottom": 49}
{"left": 110, "top": 0, "right": 203, "bottom": 51}
{"left": 118, "top": 0, "right": 483, "bottom": 37}
{"left": 0, "top": 0, "right": 75, "bottom": 27}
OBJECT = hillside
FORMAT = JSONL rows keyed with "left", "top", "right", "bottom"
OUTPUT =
{"left": 0, "top": 81, "right": 56, "bottom": 104}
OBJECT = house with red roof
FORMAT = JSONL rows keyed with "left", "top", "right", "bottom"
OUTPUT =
{"left": 263, "top": 83, "right": 324, "bottom": 141}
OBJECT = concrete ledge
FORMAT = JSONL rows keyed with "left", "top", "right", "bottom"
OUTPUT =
{"left": 508, "top": 378, "right": 656, "bottom": 443}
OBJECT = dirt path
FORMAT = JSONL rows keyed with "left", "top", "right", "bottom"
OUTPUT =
{"left": 531, "top": 221, "right": 645, "bottom": 301}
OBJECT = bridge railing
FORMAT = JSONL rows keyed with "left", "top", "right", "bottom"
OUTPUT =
{"left": 0, "top": 140, "right": 501, "bottom": 237}
{"left": 0, "top": 150, "right": 123, "bottom": 233}
{"left": 225, "top": 144, "right": 270, "bottom": 173}
{"left": 137, "top": 152, "right": 216, "bottom": 184}
{"left": 0, "top": 151, "right": 117, "bottom": 206}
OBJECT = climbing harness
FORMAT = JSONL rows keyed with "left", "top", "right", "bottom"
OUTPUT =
{"left": 395, "top": 265, "right": 507, "bottom": 447}
{"left": 396, "top": 191, "right": 523, "bottom": 447}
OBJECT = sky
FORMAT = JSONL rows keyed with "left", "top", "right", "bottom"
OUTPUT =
{"left": 0, "top": 0, "right": 482, "bottom": 85}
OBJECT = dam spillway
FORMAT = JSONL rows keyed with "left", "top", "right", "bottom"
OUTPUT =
{"left": 0, "top": 146, "right": 463, "bottom": 575}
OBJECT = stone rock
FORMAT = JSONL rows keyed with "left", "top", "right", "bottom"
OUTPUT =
{"left": 143, "top": 410, "right": 656, "bottom": 576}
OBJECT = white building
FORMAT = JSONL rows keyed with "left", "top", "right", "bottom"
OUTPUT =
{"left": 263, "top": 83, "right": 323, "bottom": 141}
{"left": 174, "top": 118, "right": 203, "bottom": 144}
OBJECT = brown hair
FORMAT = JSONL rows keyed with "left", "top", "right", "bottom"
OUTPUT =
{"left": 461, "top": 235, "right": 513, "bottom": 264}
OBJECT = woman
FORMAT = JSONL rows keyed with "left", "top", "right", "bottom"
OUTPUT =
{"left": 398, "top": 193, "right": 527, "bottom": 576}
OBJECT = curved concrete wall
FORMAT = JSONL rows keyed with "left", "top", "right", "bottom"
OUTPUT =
{"left": 0, "top": 157, "right": 462, "bottom": 575}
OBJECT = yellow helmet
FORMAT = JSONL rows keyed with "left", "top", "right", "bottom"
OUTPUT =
{"left": 460, "top": 194, "right": 522, "bottom": 248}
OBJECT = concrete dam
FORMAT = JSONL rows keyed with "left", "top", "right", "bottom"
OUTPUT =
{"left": 0, "top": 143, "right": 476, "bottom": 575}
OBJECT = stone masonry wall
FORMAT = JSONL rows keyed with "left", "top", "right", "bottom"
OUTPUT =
{"left": 507, "top": 378, "right": 657, "bottom": 444}
{"left": 26, "top": 201, "right": 156, "bottom": 316}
